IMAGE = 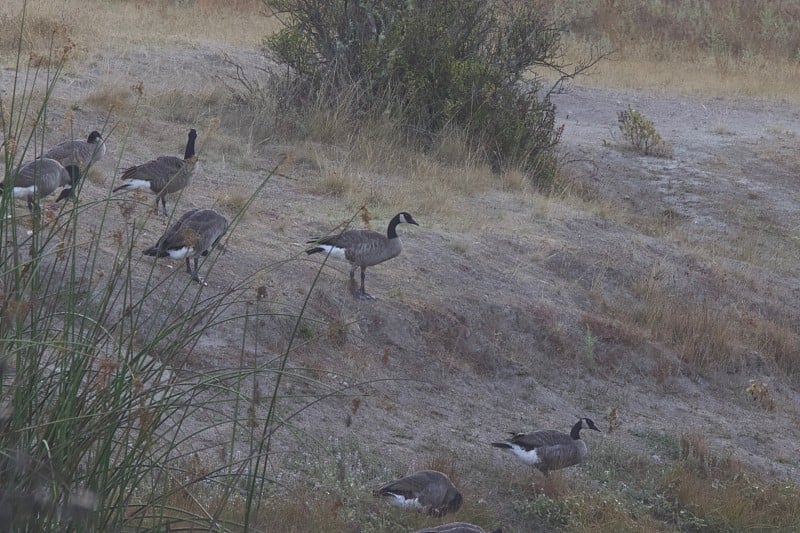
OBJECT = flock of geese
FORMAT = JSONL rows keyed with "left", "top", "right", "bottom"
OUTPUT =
{"left": 375, "top": 418, "right": 600, "bottom": 532}
{"left": 1, "top": 128, "right": 422, "bottom": 293}
{"left": 1, "top": 127, "right": 602, "bottom": 531}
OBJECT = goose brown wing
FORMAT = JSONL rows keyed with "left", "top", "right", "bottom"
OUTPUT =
{"left": 510, "top": 429, "right": 573, "bottom": 450}
{"left": 187, "top": 210, "right": 228, "bottom": 253}
{"left": 153, "top": 209, "right": 199, "bottom": 250}
{"left": 44, "top": 139, "right": 99, "bottom": 168}
{"left": 415, "top": 523, "right": 487, "bottom": 533}
{"left": 121, "top": 155, "right": 184, "bottom": 183}
{"left": 540, "top": 441, "right": 587, "bottom": 470}
{"left": 14, "top": 159, "right": 70, "bottom": 190}
{"left": 375, "top": 474, "right": 424, "bottom": 498}
{"left": 376, "top": 470, "right": 445, "bottom": 498}
{"left": 317, "top": 229, "right": 374, "bottom": 248}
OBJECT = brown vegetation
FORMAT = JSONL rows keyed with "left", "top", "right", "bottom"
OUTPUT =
{"left": 1, "top": 1, "right": 799, "bottom": 531}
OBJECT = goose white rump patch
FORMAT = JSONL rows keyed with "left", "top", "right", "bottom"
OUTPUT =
{"left": 317, "top": 244, "right": 347, "bottom": 260}
{"left": 166, "top": 246, "right": 194, "bottom": 259}
{"left": 119, "top": 179, "right": 152, "bottom": 190}
{"left": 509, "top": 444, "right": 541, "bottom": 465}
{"left": 12, "top": 185, "right": 36, "bottom": 198}
{"left": 385, "top": 493, "right": 422, "bottom": 509}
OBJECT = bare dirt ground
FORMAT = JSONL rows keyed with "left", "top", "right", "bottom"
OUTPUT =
{"left": 3, "top": 43, "right": 799, "bottom": 528}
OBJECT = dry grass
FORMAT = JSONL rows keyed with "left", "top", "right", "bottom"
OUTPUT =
{"left": 619, "top": 269, "right": 800, "bottom": 376}
{"left": 0, "top": 0, "right": 274, "bottom": 63}
{"left": 551, "top": 0, "right": 800, "bottom": 102}
{"left": 663, "top": 432, "right": 800, "bottom": 531}
{"left": 3, "top": 2, "right": 800, "bottom": 531}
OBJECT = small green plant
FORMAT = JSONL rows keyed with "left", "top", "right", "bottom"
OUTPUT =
{"left": 617, "top": 106, "right": 673, "bottom": 157}
{"left": 514, "top": 495, "right": 573, "bottom": 529}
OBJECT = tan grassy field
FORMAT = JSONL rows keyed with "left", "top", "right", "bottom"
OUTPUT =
{"left": 1, "top": 1, "right": 799, "bottom": 532}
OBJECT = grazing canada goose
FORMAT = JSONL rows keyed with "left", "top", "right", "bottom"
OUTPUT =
{"left": 374, "top": 470, "right": 462, "bottom": 516}
{"left": 415, "top": 523, "right": 502, "bottom": 533}
{"left": 0, "top": 158, "right": 81, "bottom": 212}
{"left": 43, "top": 130, "right": 106, "bottom": 169}
{"left": 492, "top": 417, "right": 600, "bottom": 475}
{"left": 142, "top": 208, "right": 227, "bottom": 284}
{"left": 306, "top": 211, "right": 418, "bottom": 300}
{"left": 113, "top": 129, "right": 198, "bottom": 216}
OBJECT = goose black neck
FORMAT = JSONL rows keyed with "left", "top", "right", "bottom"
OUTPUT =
{"left": 386, "top": 214, "right": 401, "bottom": 239}
{"left": 65, "top": 165, "right": 81, "bottom": 183}
{"left": 184, "top": 131, "right": 197, "bottom": 159}
{"left": 570, "top": 420, "right": 583, "bottom": 439}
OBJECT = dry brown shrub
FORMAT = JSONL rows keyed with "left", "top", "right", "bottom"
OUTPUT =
{"left": 85, "top": 85, "right": 133, "bottom": 113}
{"left": 532, "top": 472, "right": 569, "bottom": 499}
{"left": 423, "top": 454, "right": 461, "bottom": 489}
{"left": 215, "top": 190, "right": 250, "bottom": 214}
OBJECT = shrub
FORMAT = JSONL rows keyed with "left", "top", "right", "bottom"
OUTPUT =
{"left": 617, "top": 106, "right": 673, "bottom": 157}
{"left": 264, "top": 0, "right": 604, "bottom": 181}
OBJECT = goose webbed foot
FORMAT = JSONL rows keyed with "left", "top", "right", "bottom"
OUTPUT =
{"left": 357, "top": 291, "right": 376, "bottom": 301}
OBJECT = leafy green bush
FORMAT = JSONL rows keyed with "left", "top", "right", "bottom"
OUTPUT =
{"left": 617, "top": 106, "right": 673, "bottom": 157}
{"left": 265, "top": 0, "right": 603, "bottom": 180}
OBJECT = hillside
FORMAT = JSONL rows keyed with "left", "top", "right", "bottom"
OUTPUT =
{"left": 1, "top": 5, "right": 799, "bottom": 532}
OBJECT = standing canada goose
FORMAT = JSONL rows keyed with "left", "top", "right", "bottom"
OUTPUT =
{"left": 142, "top": 208, "right": 227, "bottom": 284}
{"left": 0, "top": 158, "right": 81, "bottom": 212}
{"left": 306, "top": 211, "right": 418, "bottom": 300}
{"left": 374, "top": 470, "right": 462, "bottom": 516}
{"left": 113, "top": 129, "right": 198, "bottom": 216}
{"left": 415, "top": 523, "right": 502, "bottom": 533}
{"left": 491, "top": 418, "right": 600, "bottom": 475}
{"left": 43, "top": 130, "right": 106, "bottom": 169}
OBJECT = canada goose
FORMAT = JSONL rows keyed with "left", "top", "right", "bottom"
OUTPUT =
{"left": 491, "top": 418, "right": 600, "bottom": 475}
{"left": 142, "top": 208, "right": 228, "bottom": 284}
{"left": 415, "top": 523, "right": 502, "bottom": 533}
{"left": 113, "top": 129, "right": 197, "bottom": 216}
{"left": 374, "top": 470, "right": 462, "bottom": 516}
{"left": 43, "top": 130, "right": 106, "bottom": 169}
{"left": 0, "top": 158, "right": 81, "bottom": 212}
{"left": 306, "top": 211, "right": 418, "bottom": 300}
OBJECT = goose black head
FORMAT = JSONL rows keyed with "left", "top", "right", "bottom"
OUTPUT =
{"left": 87, "top": 131, "right": 103, "bottom": 143}
{"left": 56, "top": 186, "right": 74, "bottom": 202}
{"left": 398, "top": 212, "right": 419, "bottom": 226}
{"left": 581, "top": 417, "right": 601, "bottom": 432}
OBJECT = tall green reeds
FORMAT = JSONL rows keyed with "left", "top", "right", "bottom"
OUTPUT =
{"left": 0, "top": 4, "right": 343, "bottom": 530}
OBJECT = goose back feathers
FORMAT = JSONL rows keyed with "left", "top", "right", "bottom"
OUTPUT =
{"left": 114, "top": 129, "right": 197, "bottom": 216}
{"left": 143, "top": 208, "right": 227, "bottom": 283}
{"left": 306, "top": 211, "right": 418, "bottom": 300}
{"left": 0, "top": 158, "right": 80, "bottom": 212}
{"left": 43, "top": 130, "right": 106, "bottom": 169}
{"left": 492, "top": 417, "right": 600, "bottom": 475}
{"left": 374, "top": 470, "right": 462, "bottom": 516}
{"left": 415, "top": 523, "right": 502, "bottom": 533}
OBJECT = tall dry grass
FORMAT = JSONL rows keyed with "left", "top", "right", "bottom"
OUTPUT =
{"left": 551, "top": 0, "right": 800, "bottom": 100}
{"left": 0, "top": 0, "right": 274, "bottom": 63}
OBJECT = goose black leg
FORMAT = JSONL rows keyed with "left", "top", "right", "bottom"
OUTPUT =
{"left": 358, "top": 267, "right": 375, "bottom": 300}
{"left": 189, "top": 257, "right": 205, "bottom": 284}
